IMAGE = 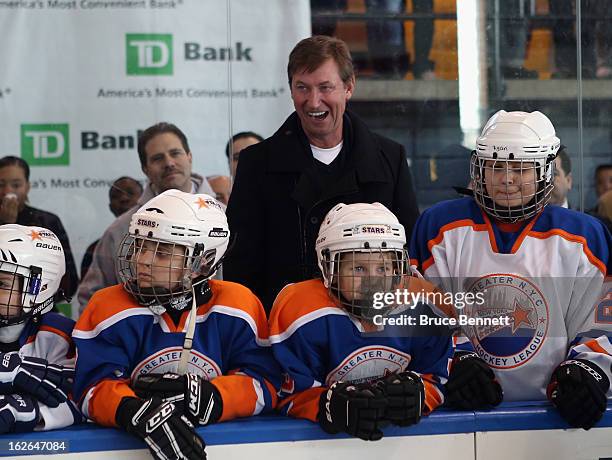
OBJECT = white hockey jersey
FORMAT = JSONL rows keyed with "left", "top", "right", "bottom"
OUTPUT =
{"left": 7, "top": 312, "right": 81, "bottom": 431}
{"left": 409, "top": 197, "right": 612, "bottom": 401}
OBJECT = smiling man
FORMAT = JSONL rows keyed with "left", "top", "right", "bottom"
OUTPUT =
{"left": 77, "top": 123, "right": 214, "bottom": 310}
{"left": 225, "top": 35, "right": 419, "bottom": 311}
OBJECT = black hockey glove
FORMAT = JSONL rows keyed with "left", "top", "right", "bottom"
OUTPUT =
{"left": 373, "top": 371, "right": 425, "bottom": 426}
{"left": 0, "top": 352, "right": 73, "bottom": 408}
{"left": 0, "top": 394, "right": 40, "bottom": 433}
{"left": 116, "top": 397, "right": 207, "bottom": 460}
{"left": 134, "top": 372, "right": 223, "bottom": 426}
{"left": 445, "top": 351, "right": 503, "bottom": 410}
{"left": 318, "top": 381, "right": 388, "bottom": 441}
{"left": 547, "top": 359, "right": 609, "bottom": 430}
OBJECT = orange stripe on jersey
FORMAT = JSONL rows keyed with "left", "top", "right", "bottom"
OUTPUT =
{"left": 39, "top": 325, "right": 72, "bottom": 345}
{"left": 269, "top": 279, "right": 339, "bottom": 337}
{"left": 88, "top": 378, "right": 136, "bottom": 427}
{"left": 527, "top": 229, "right": 607, "bottom": 274}
{"left": 422, "top": 377, "right": 443, "bottom": 414}
{"left": 279, "top": 387, "right": 326, "bottom": 422}
{"left": 583, "top": 339, "right": 611, "bottom": 356}
{"left": 76, "top": 285, "right": 143, "bottom": 333}
{"left": 423, "top": 218, "right": 495, "bottom": 271}
{"left": 509, "top": 212, "right": 540, "bottom": 254}
{"left": 211, "top": 374, "right": 270, "bottom": 421}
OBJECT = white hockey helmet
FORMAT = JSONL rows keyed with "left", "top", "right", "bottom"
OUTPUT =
{"left": 316, "top": 202, "right": 408, "bottom": 319}
{"left": 0, "top": 225, "right": 65, "bottom": 341}
{"left": 471, "top": 110, "right": 560, "bottom": 222}
{"left": 116, "top": 190, "right": 229, "bottom": 312}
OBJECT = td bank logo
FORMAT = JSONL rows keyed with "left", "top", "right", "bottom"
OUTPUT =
{"left": 21, "top": 124, "right": 70, "bottom": 166}
{"left": 126, "top": 34, "right": 173, "bottom": 75}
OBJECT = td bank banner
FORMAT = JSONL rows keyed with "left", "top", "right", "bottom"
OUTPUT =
{"left": 0, "top": 0, "right": 310, "bottom": 290}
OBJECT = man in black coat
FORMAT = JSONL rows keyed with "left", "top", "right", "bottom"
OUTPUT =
{"left": 225, "top": 35, "right": 419, "bottom": 312}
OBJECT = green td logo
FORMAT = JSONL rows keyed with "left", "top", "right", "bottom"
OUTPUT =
{"left": 21, "top": 124, "right": 70, "bottom": 166}
{"left": 126, "top": 34, "right": 173, "bottom": 75}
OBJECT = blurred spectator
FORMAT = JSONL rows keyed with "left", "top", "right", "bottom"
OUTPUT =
{"left": 550, "top": 145, "right": 573, "bottom": 208}
{"left": 310, "top": 0, "right": 347, "bottom": 36}
{"left": 226, "top": 131, "right": 263, "bottom": 178}
{"left": 0, "top": 156, "right": 78, "bottom": 298}
{"left": 549, "top": 0, "right": 607, "bottom": 79}
{"left": 495, "top": 0, "right": 538, "bottom": 79}
{"left": 594, "top": 189, "right": 612, "bottom": 233}
{"left": 80, "top": 176, "right": 143, "bottom": 280}
{"left": 595, "top": 164, "right": 612, "bottom": 198}
{"left": 365, "top": 0, "right": 434, "bottom": 79}
{"left": 207, "top": 175, "right": 231, "bottom": 206}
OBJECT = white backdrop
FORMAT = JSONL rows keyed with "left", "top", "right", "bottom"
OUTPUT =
{"left": 0, "top": 0, "right": 310, "bottom": 275}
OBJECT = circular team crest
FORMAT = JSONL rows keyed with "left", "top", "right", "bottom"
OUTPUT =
{"left": 130, "top": 347, "right": 222, "bottom": 381}
{"left": 464, "top": 274, "right": 549, "bottom": 369}
{"left": 325, "top": 346, "right": 412, "bottom": 386}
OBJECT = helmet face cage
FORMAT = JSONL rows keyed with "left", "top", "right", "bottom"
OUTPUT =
{"left": 470, "top": 152, "right": 554, "bottom": 223}
{"left": 322, "top": 247, "right": 408, "bottom": 320}
{"left": 116, "top": 234, "right": 216, "bottom": 311}
{"left": 0, "top": 262, "right": 45, "bottom": 327}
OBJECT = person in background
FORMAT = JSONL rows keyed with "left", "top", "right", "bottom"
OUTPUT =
{"left": 0, "top": 156, "right": 78, "bottom": 299}
{"left": 550, "top": 145, "right": 572, "bottom": 208}
{"left": 80, "top": 176, "right": 143, "bottom": 280}
{"left": 225, "top": 131, "right": 264, "bottom": 178}
{"left": 207, "top": 175, "right": 231, "bottom": 206}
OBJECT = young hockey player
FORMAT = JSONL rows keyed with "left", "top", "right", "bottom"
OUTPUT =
{"left": 410, "top": 110, "right": 612, "bottom": 429}
{"left": 0, "top": 224, "right": 79, "bottom": 433}
{"left": 269, "top": 202, "right": 455, "bottom": 441}
{"left": 73, "top": 190, "right": 280, "bottom": 460}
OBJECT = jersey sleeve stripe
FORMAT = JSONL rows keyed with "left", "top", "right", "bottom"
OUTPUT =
{"left": 196, "top": 304, "right": 269, "bottom": 345}
{"left": 38, "top": 325, "right": 72, "bottom": 345}
{"left": 269, "top": 307, "right": 347, "bottom": 344}
{"left": 527, "top": 229, "right": 607, "bottom": 274}
{"left": 252, "top": 379, "right": 265, "bottom": 416}
{"left": 73, "top": 308, "right": 154, "bottom": 339}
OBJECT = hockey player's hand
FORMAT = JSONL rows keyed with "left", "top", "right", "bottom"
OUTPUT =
{"left": 547, "top": 359, "right": 609, "bottom": 430}
{"left": 318, "top": 381, "right": 388, "bottom": 441}
{"left": 116, "top": 397, "right": 207, "bottom": 460}
{"left": 0, "top": 352, "right": 74, "bottom": 408}
{"left": 445, "top": 351, "right": 503, "bottom": 410}
{"left": 373, "top": 371, "right": 425, "bottom": 426}
{"left": 134, "top": 372, "right": 223, "bottom": 426}
{"left": 0, "top": 394, "right": 40, "bottom": 433}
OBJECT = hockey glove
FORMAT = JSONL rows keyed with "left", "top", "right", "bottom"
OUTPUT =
{"left": 0, "top": 352, "right": 73, "bottom": 408}
{"left": 373, "top": 371, "right": 425, "bottom": 426}
{"left": 0, "top": 394, "right": 40, "bottom": 433}
{"left": 318, "top": 381, "right": 388, "bottom": 441}
{"left": 547, "top": 359, "right": 609, "bottom": 430}
{"left": 134, "top": 372, "right": 223, "bottom": 426}
{"left": 116, "top": 397, "right": 207, "bottom": 460}
{"left": 445, "top": 351, "right": 503, "bottom": 410}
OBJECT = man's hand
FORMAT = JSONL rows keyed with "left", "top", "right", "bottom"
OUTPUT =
{"left": 445, "top": 351, "right": 503, "bottom": 410}
{"left": 547, "top": 359, "right": 609, "bottom": 430}
{"left": 0, "top": 353, "right": 73, "bottom": 408}
{"left": 0, "top": 394, "right": 40, "bottom": 433}
{"left": 318, "top": 381, "right": 388, "bottom": 441}
{"left": 134, "top": 373, "right": 223, "bottom": 426}
{"left": 373, "top": 371, "right": 424, "bottom": 426}
{"left": 116, "top": 397, "right": 206, "bottom": 460}
{"left": 0, "top": 193, "right": 19, "bottom": 224}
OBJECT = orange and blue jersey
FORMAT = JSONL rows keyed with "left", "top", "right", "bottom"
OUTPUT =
{"left": 409, "top": 197, "right": 612, "bottom": 401}
{"left": 268, "top": 278, "right": 454, "bottom": 423}
{"left": 73, "top": 280, "right": 281, "bottom": 427}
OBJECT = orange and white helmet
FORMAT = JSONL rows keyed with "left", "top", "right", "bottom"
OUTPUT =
{"left": 0, "top": 225, "right": 65, "bottom": 342}
{"left": 315, "top": 203, "right": 408, "bottom": 319}
{"left": 116, "top": 189, "right": 229, "bottom": 313}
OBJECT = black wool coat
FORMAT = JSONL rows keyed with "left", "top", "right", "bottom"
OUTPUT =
{"left": 224, "top": 110, "right": 419, "bottom": 312}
